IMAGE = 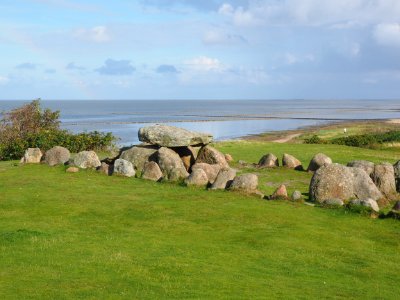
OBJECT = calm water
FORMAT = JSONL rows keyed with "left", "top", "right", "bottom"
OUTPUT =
{"left": 1, "top": 100, "right": 399, "bottom": 145}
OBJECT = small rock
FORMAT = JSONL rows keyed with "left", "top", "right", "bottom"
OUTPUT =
{"left": 44, "top": 146, "right": 70, "bottom": 166}
{"left": 156, "top": 147, "right": 189, "bottom": 181}
{"left": 372, "top": 163, "right": 397, "bottom": 199}
{"left": 142, "top": 161, "right": 163, "bottom": 181}
{"left": 291, "top": 190, "right": 303, "bottom": 201}
{"left": 270, "top": 184, "right": 288, "bottom": 200}
{"left": 196, "top": 145, "right": 228, "bottom": 167}
{"left": 210, "top": 167, "right": 236, "bottom": 190}
{"left": 224, "top": 153, "right": 233, "bottom": 162}
{"left": 119, "top": 144, "right": 159, "bottom": 173}
{"left": 184, "top": 169, "right": 209, "bottom": 186}
{"left": 394, "top": 161, "right": 400, "bottom": 192}
{"left": 97, "top": 162, "right": 112, "bottom": 175}
{"left": 229, "top": 174, "right": 258, "bottom": 192}
{"left": 347, "top": 160, "right": 375, "bottom": 176}
{"left": 66, "top": 167, "right": 79, "bottom": 173}
{"left": 238, "top": 160, "right": 247, "bottom": 165}
{"left": 168, "top": 167, "right": 189, "bottom": 182}
{"left": 20, "top": 148, "right": 42, "bottom": 164}
{"left": 307, "top": 153, "right": 332, "bottom": 172}
{"left": 258, "top": 153, "right": 279, "bottom": 168}
{"left": 349, "top": 198, "right": 380, "bottom": 213}
{"left": 392, "top": 200, "right": 400, "bottom": 211}
{"left": 113, "top": 159, "right": 135, "bottom": 177}
{"left": 73, "top": 151, "right": 101, "bottom": 169}
{"left": 191, "top": 163, "right": 221, "bottom": 184}
{"left": 323, "top": 198, "right": 344, "bottom": 206}
{"left": 282, "top": 153, "right": 303, "bottom": 170}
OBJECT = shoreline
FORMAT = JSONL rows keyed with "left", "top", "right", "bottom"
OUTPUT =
{"left": 241, "top": 119, "right": 400, "bottom": 143}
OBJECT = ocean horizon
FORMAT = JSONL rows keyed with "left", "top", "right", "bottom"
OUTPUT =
{"left": 1, "top": 99, "right": 399, "bottom": 145}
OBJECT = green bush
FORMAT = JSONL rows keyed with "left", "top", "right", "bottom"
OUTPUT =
{"left": 0, "top": 100, "right": 117, "bottom": 160}
{"left": 303, "top": 131, "right": 400, "bottom": 149}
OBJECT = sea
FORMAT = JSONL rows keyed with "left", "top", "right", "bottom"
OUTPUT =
{"left": 1, "top": 99, "right": 399, "bottom": 145}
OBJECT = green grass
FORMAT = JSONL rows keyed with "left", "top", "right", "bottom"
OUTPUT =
{"left": 1, "top": 141, "right": 400, "bottom": 299}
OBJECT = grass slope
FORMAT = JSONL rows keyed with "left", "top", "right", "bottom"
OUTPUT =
{"left": 1, "top": 142, "right": 400, "bottom": 299}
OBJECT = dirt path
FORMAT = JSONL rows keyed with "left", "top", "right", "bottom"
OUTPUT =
{"left": 272, "top": 133, "right": 301, "bottom": 143}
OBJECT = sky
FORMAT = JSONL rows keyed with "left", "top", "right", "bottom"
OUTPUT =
{"left": 0, "top": 0, "right": 400, "bottom": 100}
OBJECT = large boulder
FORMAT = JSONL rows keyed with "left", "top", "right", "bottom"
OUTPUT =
{"left": 372, "top": 163, "right": 397, "bottom": 199}
{"left": 347, "top": 160, "right": 375, "bottom": 176}
{"left": 310, "top": 163, "right": 382, "bottom": 203}
{"left": 393, "top": 161, "right": 400, "bottom": 192}
{"left": 156, "top": 147, "right": 189, "bottom": 181}
{"left": 258, "top": 153, "right": 279, "bottom": 168}
{"left": 229, "top": 174, "right": 258, "bottom": 192}
{"left": 44, "top": 146, "right": 70, "bottom": 166}
{"left": 191, "top": 163, "right": 221, "bottom": 184}
{"left": 113, "top": 159, "right": 135, "bottom": 177}
{"left": 73, "top": 151, "right": 101, "bottom": 169}
{"left": 20, "top": 148, "right": 42, "bottom": 164}
{"left": 138, "top": 124, "right": 213, "bottom": 147}
{"left": 119, "top": 144, "right": 158, "bottom": 173}
{"left": 142, "top": 161, "right": 163, "bottom": 182}
{"left": 307, "top": 153, "right": 332, "bottom": 172}
{"left": 210, "top": 167, "right": 236, "bottom": 190}
{"left": 184, "top": 169, "right": 209, "bottom": 186}
{"left": 196, "top": 145, "right": 228, "bottom": 167}
{"left": 282, "top": 154, "right": 303, "bottom": 170}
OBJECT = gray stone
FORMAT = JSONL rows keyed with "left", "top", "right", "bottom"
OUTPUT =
{"left": 185, "top": 169, "right": 209, "bottom": 186}
{"left": 291, "top": 190, "right": 303, "bottom": 201}
{"left": 307, "top": 153, "right": 332, "bottom": 172}
{"left": 349, "top": 198, "right": 380, "bottom": 212}
{"left": 229, "top": 174, "right": 258, "bottom": 192}
{"left": 191, "top": 163, "right": 221, "bottom": 184}
{"left": 97, "top": 162, "right": 112, "bottom": 175}
{"left": 156, "top": 147, "right": 189, "bottom": 181}
{"left": 196, "top": 145, "right": 228, "bottom": 167}
{"left": 44, "top": 146, "right": 70, "bottom": 166}
{"left": 119, "top": 144, "right": 158, "bottom": 173}
{"left": 73, "top": 151, "right": 101, "bottom": 169}
{"left": 138, "top": 124, "right": 213, "bottom": 147}
{"left": 142, "top": 161, "right": 163, "bottom": 181}
{"left": 113, "top": 159, "right": 135, "bottom": 177}
{"left": 20, "top": 148, "right": 42, "bottom": 164}
{"left": 310, "top": 163, "right": 382, "bottom": 203}
{"left": 394, "top": 161, "right": 400, "bottom": 192}
{"left": 372, "top": 163, "right": 397, "bottom": 199}
{"left": 258, "top": 153, "right": 279, "bottom": 168}
{"left": 170, "top": 146, "right": 195, "bottom": 171}
{"left": 210, "top": 167, "right": 236, "bottom": 190}
{"left": 347, "top": 160, "right": 375, "bottom": 176}
{"left": 323, "top": 198, "right": 344, "bottom": 206}
{"left": 282, "top": 153, "right": 303, "bottom": 170}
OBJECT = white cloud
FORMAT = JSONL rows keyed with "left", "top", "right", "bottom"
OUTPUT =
{"left": 218, "top": 0, "right": 400, "bottom": 27}
{"left": 73, "top": 26, "right": 111, "bottom": 43}
{"left": 284, "top": 53, "right": 315, "bottom": 65}
{"left": 184, "top": 56, "right": 226, "bottom": 72}
{"left": 373, "top": 23, "right": 400, "bottom": 47}
{"left": 0, "top": 76, "right": 9, "bottom": 85}
{"left": 202, "top": 29, "right": 246, "bottom": 45}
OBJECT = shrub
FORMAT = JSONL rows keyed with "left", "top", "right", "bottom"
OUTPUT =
{"left": 303, "top": 135, "right": 326, "bottom": 144}
{"left": 0, "top": 100, "right": 116, "bottom": 160}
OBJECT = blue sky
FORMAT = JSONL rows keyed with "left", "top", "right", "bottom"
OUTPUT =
{"left": 0, "top": 0, "right": 399, "bottom": 100}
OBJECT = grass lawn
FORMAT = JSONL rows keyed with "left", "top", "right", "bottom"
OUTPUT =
{"left": 1, "top": 141, "right": 400, "bottom": 299}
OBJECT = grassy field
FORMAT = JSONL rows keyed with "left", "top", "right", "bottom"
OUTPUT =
{"left": 1, "top": 141, "right": 400, "bottom": 299}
